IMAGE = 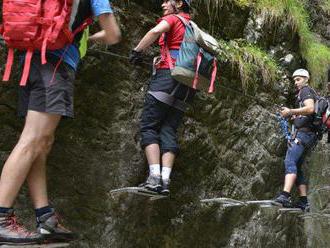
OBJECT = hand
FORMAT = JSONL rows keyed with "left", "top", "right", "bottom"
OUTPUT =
{"left": 280, "top": 107, "right": 292, "bottom": 118}
{"left": 129, "top": 50, "right": 143, "bottom": 65}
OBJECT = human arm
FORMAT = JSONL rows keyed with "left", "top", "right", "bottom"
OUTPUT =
{"left": 89, "top": 13, "right": 121, "bottom": 45}
{"left": 133, "top": 20, "right": 171, "bottom": 52}
{"left": 281, "top": 99, "right": 315, "bottom": 118}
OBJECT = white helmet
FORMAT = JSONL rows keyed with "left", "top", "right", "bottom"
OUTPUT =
{"left": 292, "top": 69, "right": 310, "bottom": 79}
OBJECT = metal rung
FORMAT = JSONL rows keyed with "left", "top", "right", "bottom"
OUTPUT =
{"left": 278, "top": 208, "right": 303, "bottom": 213}
{"left": 200, "top": 197, "right": 245, "bottom": 206}
{"left": 110, "top": 187, "right": 167, "bottom": 200}
{"left": 1, "top": 243, "right": 70, "bottom": 248}
{"left": 245, "top": 200, "right": 275, "bottom": 205}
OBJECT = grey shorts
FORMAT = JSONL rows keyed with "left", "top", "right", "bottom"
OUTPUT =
{"left": 18, "top": 55, "right": 76, "bottom": 118}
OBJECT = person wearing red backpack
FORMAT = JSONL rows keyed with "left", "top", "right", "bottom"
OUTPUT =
{"left": 129, "top": 0, "right": 195, "bottom": 195}
{"left": 0, "top": 0, "right": 121, "bottom": 245}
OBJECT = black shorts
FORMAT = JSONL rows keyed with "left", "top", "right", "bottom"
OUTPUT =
{"left": 18, "top": 55, "right": 76, "bottom": 118}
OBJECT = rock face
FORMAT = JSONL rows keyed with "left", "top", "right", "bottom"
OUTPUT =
{"left": 0, "top": 1, "right": 329, "bottom": 247}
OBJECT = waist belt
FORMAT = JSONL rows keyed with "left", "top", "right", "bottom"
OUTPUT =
{"left": 148, "top": 82, "right": 190, "bottom": 112}
{"left": 148, "top": 91, "right": 188, "bottom": 112}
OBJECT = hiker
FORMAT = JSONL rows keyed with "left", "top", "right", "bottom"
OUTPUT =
{"left": 0, "top": 0, "right": 121, "bottom": 245}
{"left": 274, "top": 69, "right": 318, "bottom": 211}
{"left": 129, "top": 0, "right": 196, "bottom": 195}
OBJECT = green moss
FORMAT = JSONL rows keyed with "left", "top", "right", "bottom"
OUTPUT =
{"left": 194, "top": 0, "right": 251, "bottom": 22}
{"left": 219, "top": 40, "right": 280, "bottom": 91}
{"left": 321, "top": 0, "right": 330, "bottom": 14}
{"left": 195, "top": 0, "right": 251, "bottom": 8}
{"left": 255, "top": 0, "right": 330, "bottom": 87}
{"left": 255, "top": 0, "right": 285, "bottom": 18}
{"left": 195, "top": 0, "right": 330, "bottom": 87}
{"left": 304, "top": 42, "right": 330, "bottom": 86}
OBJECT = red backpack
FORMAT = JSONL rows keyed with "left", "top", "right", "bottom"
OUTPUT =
{"left": 0, "top": 0, "right": 92, "bottom": 86}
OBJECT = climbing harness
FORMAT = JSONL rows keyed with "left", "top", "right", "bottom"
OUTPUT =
{"left": 148, "top": 83, "right": 190, "bottom": 112}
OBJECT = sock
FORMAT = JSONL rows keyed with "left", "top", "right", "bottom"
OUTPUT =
{"left": 0, "top": 207, "right": 13, "bottom": 214}
{"left": 281, "top": 191, "right": 291, "bottom": 198}
{"left": 161, "top": 166, "right": 172, "bottom": 181}
{"left": 149, "top": 164, "right": 161, "bottom": 176}
{"left": 35, "top": 206, "right": 52, "bottom": 218}
{"left": 299, "top": 196, "right": 308, "bottom": 203}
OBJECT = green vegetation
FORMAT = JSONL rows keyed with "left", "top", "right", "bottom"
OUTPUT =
{"left": 195, "top": 0, "right": 330, "bottom": 87}
{"left": 194, "top": 0, "right": 250, "bottom": 24}
{"left": 219, "top": 40, "right": 279, "bottom": 90}
{"left": 255, "top": 0, "right": 330, "bottom": 86}
{"left": 195, "top": 0, "right": 251, "bottom": 9}
{"left": 321, "top": 0, "right": 330, "bottom": 14}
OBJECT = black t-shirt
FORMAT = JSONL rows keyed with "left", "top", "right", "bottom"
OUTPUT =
{"left": 293, "top": 86, "right": 317, "bottom": 129}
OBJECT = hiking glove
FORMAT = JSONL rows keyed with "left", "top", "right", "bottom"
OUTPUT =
{"left": 129, "top": 50, "right": 143, "bottom": 65}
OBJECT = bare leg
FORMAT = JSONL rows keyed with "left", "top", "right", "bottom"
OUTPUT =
{"left": 145, "top": 144, "right": 161, "bottom": 165}
{"left": 0, "top": 111, "right": 61, "bottom": 207}
{"left": 283, "top": 173, "right": 297, "bottom": 193}
{"left": 27, "top": 154, "right": 50, "bottom": 209}
{"left": 297, "top": 184, "right": 307, "bottom": 197}
{"left": 162, "top": 152, "right": 175, "bottom": 169}
{"left": 27, "top": 131, "right": 56, "bottom": 209}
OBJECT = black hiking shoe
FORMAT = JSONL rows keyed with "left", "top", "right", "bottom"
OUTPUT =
{"left": 139, "top": 175, "right": 161, "bottom": 193}
{"left": 293, "top": 199, "right": 310, "bottom": 212}
{"left": 160, "top": 179, "right": 170, "bottom": 196}
{"left": 37, "top": 209, "right": 76, "bottom": 243}
{"left": 0, "top": 210, "right": 43, "bottom": 245}
{"left": 273, "top": 193, "right": 293, "bottom": 208}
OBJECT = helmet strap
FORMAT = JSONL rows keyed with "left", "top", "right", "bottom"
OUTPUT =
{"left": 303, "top": 77, "right": 309, "bottom": 85}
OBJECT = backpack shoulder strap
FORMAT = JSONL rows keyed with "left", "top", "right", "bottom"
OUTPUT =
{"left": 163, "top": 15, "right": 190, "bottom": 70}
{"left": 174, "top": 14, "right": 190, "bottom": 26}
{"left": 309, "top": 85, "right": 318, "bottom": 95}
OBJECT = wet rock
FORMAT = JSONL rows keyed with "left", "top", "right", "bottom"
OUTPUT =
{"left": 244, "top": 14, "right": 266, "bottom": 43}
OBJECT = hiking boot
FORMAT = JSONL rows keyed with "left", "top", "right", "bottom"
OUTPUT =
{"left": 273, "top": 193, "right": 292, "bottom": 208}
{"left": 139, "top": 175, "right": 161, "bottom": 193}
{"left": 293, "top": 199, "right": 310, "bottom": 212}
{"left": 0, "top": 210, "right": 43, "bottom": 245}
{"left": 160, "top": 179, "right": 170, "bottom": 196}
{"left": 37, "top": 209, "right": 76, "bottom": 243}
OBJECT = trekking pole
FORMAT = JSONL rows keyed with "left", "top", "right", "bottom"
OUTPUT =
{"left": 88, "top": 48, "right": 153, "bottom": 66}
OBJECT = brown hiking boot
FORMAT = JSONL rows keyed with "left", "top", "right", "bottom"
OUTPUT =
{"left": 0, "top": 209, "right": 43, "bottom": 245}
{"left": 37, "top": 209, "right": 76, "bottom": 243}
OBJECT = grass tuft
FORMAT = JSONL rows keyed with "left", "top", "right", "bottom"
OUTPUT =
{"left": 321, "top": 0, "right": 330, "bottom": 14}
{"left": 255, "top": 0, "right": 330, "bottom": 87}
{"left": 219, "top": 40, "right": 280, "bottom": 91}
